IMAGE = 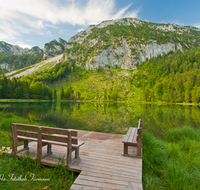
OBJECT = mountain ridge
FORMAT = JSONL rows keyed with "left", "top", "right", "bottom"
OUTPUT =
{"left": 2, "top": 17, "right": 200, "bottom": 75}
{"left": 62, "top": 17, "right": 200, "bottom": 70}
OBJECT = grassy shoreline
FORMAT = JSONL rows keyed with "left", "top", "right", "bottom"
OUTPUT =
{"left": 0, "top": 99, "right": 200, "bottom": 106}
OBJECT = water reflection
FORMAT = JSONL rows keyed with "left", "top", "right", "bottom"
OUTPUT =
{"left": 0, "top": 102, "right": 200, "bottom": 139}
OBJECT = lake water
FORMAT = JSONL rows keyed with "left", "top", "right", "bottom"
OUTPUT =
{"left": 0, "top": 102, "right": 200, "bottom": 139}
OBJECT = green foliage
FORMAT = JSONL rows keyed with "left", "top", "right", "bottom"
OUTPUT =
{"left": 20, "top": 60, "right": 76, "bottom": 84}
{"left": 135, "top": 48, "right": 200, "bottom": 103}
{"left": 0, "top": 153, "right": 76, "bottom": 190}
{"left": 0, "top": 76, "right": 52, "bottom": 100}
{"left": 0, "top": 53, "right": 43, "bottom": 71}
{"left": 50, "top": 68, "right": 141, "bottom": 102}
{"left": 143, "top": 127, "right": 200, "bottom": 189}
{"left": 165, "top": 126, "right": 200, "bottom": 143}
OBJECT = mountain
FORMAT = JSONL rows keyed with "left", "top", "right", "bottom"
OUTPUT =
{"left": 3, "top": 17, "right": 200, "bottom": 76}
{"left": 0, "top": 41, "right": 43, "bottom": 72}
{"left": 0, "top": 41, "right": 43, "bottom": 55}
{"left": 43, "top": 38, "right": 71, "bottom": 60}
{"left": 62, "top": 18, "right": 200, "bottom": 70}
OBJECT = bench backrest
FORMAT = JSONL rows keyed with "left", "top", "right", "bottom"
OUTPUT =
{"left": 137, "top": 119, "right": 142, "bottom": 157}
{"left": 12, "top": 123, "right": 78, "bottom": 145}
{"left": 137, "top": 119, "right": 142, "bottom": 140}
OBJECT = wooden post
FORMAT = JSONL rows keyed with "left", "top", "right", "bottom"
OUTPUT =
{"left": 37, "top": 127, "right": 42, "bottom": 164}
{"left": 67, "top": 130, "right": 72, "bottom": 166}
{"left": 137, "top": 119, "right": 142, "bottom": 157}
{"left": 11, "top": 124, "right": 18, "bottom": 155}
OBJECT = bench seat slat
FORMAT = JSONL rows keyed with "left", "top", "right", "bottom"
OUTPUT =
{"left": 122, "top": 127, "right": 133, "bottom": 142}
{"left": 18, "top": 136, "right": 37, "bottom": 141}
{"left": 42, "top": 139, "right": 84, "bottom": 147}
{"left": 127, "top": 128, "right": 137, "bottom": 143}
{"left": 131, "top": 129, "right": 138, "bottom": 143}
{"left": 17, "top": 136, "right": 84, "bottom": 148}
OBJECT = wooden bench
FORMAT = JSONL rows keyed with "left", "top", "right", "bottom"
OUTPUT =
{"left": 122, "top": 119, "right": 142, "bottom": 158}
{"left": 11, "top": 123, "right": 84, "bottom": 166}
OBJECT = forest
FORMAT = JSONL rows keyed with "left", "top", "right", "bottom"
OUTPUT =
{"left": 0, "top": 59, "right": 76, "bottom": 100}
{"left": 0, "top": 48, "right": 200, "bottom": 104}
{"left": 135, "top": 48, "right": 200, "bottom": 103}
{"left": 0, "top": 53, "right": 43, "bottom": 71}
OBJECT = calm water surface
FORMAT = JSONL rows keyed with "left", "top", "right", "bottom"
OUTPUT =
{"left": 0, "top": 102, "right": 200, "bottom": 139}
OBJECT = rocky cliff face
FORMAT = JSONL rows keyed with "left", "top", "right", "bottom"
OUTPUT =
{"left": 84, "top": 41, "right": 181, "bottom": 70}
{"left": 0, "top": 63, "right": 11, "bottom": 72}
{"left": 63, "top": 18, "right": 200, "bottom": 70}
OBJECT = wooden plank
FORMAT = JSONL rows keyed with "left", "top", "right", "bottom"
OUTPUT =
{"left": 73, "top": 178, "right": 132, "bottom": 190}
{"left": 17, "top": 131, "right": 38, "bottom": 138}
{"left": 42, "top": 127, "right": 77, "bottom": 137}
{"left": 80, "top": 170, "right": 137, "bottom": 182}
{"left": 18, "top": 136, "right": 37, "bottom": 142}
{"left": 71, "top": 162, "right": 142, "bottom": 177}
{"left": 15, "top": 124, "right": 39, "bottom": 131}
{"left": 42, "top": 134, "right": 78, "bottom": 144}
{"left": 13, "top": 123, "right": 78, "bottom": 136}
{"left": 70, "top": 184, "right": 114, "bottom": 190}
{"left": 76, "top": 175, "right": 131, "bottom": 186}
{"left": 78, "top": 171, "right": 141, "bottom": 184}
{"left": 77, "top": 152, "right": 141, "bottom": 168}
{"left": 74, "top": 158, "right": 142, "bottom": 173}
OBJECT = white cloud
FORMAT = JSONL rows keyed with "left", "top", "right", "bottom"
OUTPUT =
{"left": 193, "top": 23, "right": 200, "bottom": 28}
{"left": 0, "top": 0, "right": 140, "bottom": 45}
{"left": 46, "top": 30, "right": 52, "bottom": 37}
{"left": 14, "top": 41, "right": 32, "bottom": 49}
{"left": 77, "top": 28, "right": 85, "bottom": 33}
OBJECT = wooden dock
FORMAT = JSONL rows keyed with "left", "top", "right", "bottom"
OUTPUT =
{"left": 7, "top": 130, "right": 143, "bottom": 190}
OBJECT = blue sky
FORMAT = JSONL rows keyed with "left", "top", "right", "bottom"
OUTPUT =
{"left": 0, "top": 0, "right": 199, "bottom": 49}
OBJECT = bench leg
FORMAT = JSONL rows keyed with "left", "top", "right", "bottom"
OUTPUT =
{"left": 11, "top": 125, "right": 18, "bottom": 155}
{"left": 37, "top": 128, "right": 42, "bottom": 164}
{"left": 24, "top": 140, "right": 29, "bottom": 150}
{"left": 124, "top": 143, "right": 128, "bottom": 155}
{"left": 47, "top": 144, "right": 52, "bottom": 154}
{"left": 75, "top": 147, "right": 79, "bottom": 159}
